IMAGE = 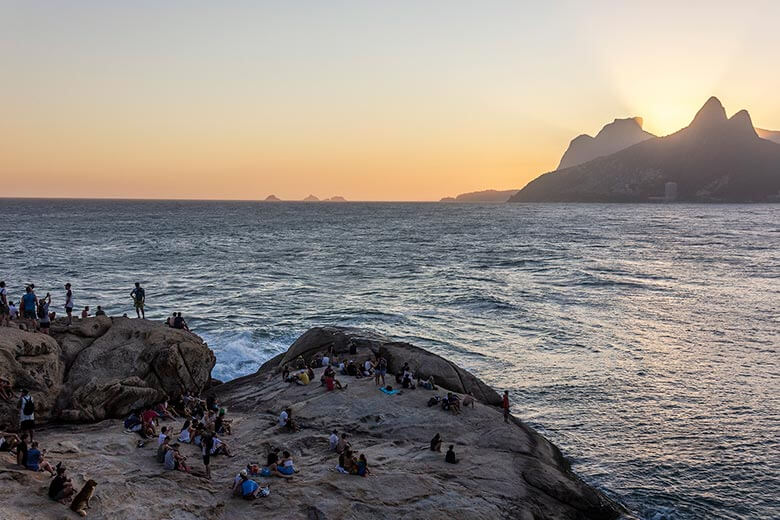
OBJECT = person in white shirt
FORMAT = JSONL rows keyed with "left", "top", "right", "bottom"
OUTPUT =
{"left": 329, "top": 430, "right": 339, "bottom": 451}
{"left": 363, "top": 360, "right": 373, "bottom": 377}
{"left": 278, "top": 409, "right": 288, "bottom": 428}
{"left": 158, "top": 427, "right": 168, "bottom": 446}
{"left": 321, "top": 355, "right": 329, "bottom": 367}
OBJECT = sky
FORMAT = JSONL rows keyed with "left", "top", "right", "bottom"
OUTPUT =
{"left": 3, "top": 1, "right": 780, "bottom": 201}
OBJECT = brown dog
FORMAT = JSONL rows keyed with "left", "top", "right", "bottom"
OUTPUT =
{"left": 70, "top": 479, "right": 97, "bottom": 517}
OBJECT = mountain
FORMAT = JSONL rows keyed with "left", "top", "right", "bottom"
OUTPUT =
{"left": 324, "top": 196, "right": 347, "bottom": 202}
{"left": 558, "top": 117, "right": 656, "bottom": 170}
{"left": 756, "top": 128, "right": 780, "bottom": 144}
{"left": 440, "top": 189, "right": 519, "bottom": 203}
{"left": 303, "top": 195, "right": 320, "bottom": 201}
{"left": 264, "top": 194, "right": 281, "bottom": 201}
{"left": 509, "top": 97, "right": 780, "bottom": 203}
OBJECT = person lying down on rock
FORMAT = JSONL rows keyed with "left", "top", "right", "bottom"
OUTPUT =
{"left": 379, "top": 385, "right": 401, "bottom": 395}
{"left": 238, "top": 472, "right": 270, "bottom": 499}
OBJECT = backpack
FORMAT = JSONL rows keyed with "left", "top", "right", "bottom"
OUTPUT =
{"left": 23, "top": 397, "right": 34, "bottom": 416}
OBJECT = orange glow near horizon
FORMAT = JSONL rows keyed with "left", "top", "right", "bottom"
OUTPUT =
{"left": 2, "top": 2, "right": 780, "bottom": 201}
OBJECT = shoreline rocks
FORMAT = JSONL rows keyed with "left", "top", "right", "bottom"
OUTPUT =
{"left": 0, "top": 323, "right": 629, "bottom": 519}
{"left": 0, "top": 317, "right": 215, "bottom": 426}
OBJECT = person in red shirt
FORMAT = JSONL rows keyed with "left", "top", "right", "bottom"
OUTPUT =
{"left": 502, "top": 390, "right": 510, "bottom": 423}
{"left": 141, "top": 409, "right": 158, "bottom": 435}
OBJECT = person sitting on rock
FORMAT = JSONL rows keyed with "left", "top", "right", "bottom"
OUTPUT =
{"left": 140, "top": 408, "right": 158, "bottom": 436}
{"left": 16, "top": 433, "right": 28, "bottom": 467}
{"left": 340, "top": 448, "right": 357, "bottom": 475}
{"left": 323, "top": 367, "right": 347, "bottom": 391}
{"left": 279, "top": 408, "right": 299, "bottom": 432}
{"left": 26, "top": 441, "right": 56, "bottom": 476}
{"left": 94, "top": 306, "right": 106, "bottom": 317}
{"left": 445, "top": 445, "right": 459, "bottom": 464}
{"left": 362, "top": 359, "right": 374, "bottom": 378}
{"left": 328, "top": 430, "right": 339, "bottom": 451}
{"left": 0, "top": 431, "right": 20, "bottom": 456}
{"left": 418, "top": 375, "right": 437, "bottom": 390}
{"left": 209, "top": 434, "right": 234, "bottom": 458}
{"left": 164, "top": 443, "right": 189, "bottom": 472}
{"left": 48, "top": 463, "right": 75, "bottom": 504}
{"left": 281, "top": 364, "right": 290, "bottom": 382}
{"left": 177, "top": 419, "right": 193, "bottom": 443}
{"left": 155, "top": 399, "right": 177, "bottom": 421}
{"left": 81, "top": 306, "right": 89, "bottom": 319}
{"left": 446, "top": 393, "right": 461, "bottom": 415}
{"left": 232, "top": 469, "right": 248, "bottom": 496}
{"left": 335, "top": 433, "right": 350, "bottom": 455}
{"left": 240, "top": 473, "right": 262, "bottom": 499}
{"left": 294, "top": 355, "right": 306, "bottom": 370}
{"left": 356, "top": 453, "right": 370, "bottom": 477}
{"left": 430, "top": 433, "right": 442, "bottom": 452}
{"left": 276, "top": 450, "right": 297, "bottom": 477}
{"left": 461, "top": 392, "right": 475, "bottom": 409}
{"left": 215, "top": 409, "right": 232, "bottom": 436}
{"left": 265, "top": 449, "right": 280, "bottom": 474}
{"left": 346, "top": 360, "right": 358, "bottom": 377}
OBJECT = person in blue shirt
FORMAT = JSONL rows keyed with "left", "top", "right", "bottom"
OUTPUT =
{"left": 26, "top": 441, "right": 56, "bottom": 476}
{"left": 241, "top": 474, "right": 260, "bottom": 499}
{"left": 20, "top": 286, "right": 38, "bottom": 328}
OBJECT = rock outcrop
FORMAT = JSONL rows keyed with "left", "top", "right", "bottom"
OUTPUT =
{"left": 0, "top": 326, "right": 628, "bottom": 520}
{"left": 439, "top": 189, "right": 520, "bottom": 203}
{"left": 557, "top": 117, "right": 655, "bottom": 170}
{"left": 0, "top": 317, "right": 215, "bottom": 426}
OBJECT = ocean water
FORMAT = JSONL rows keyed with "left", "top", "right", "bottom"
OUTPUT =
{"left": 1, "top": 199, "right": 778, "bottom": 519}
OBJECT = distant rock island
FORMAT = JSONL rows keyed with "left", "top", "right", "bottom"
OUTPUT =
{"left": 440, "top": 189, "right": 519, "bottom": 203}
{"left": 303, "top": 195, "right": 320, "bottom": 201}
{"left": 509, "top": 97, "right": 780, "bottom": 202}
{"left": 264, "top": 194, "right": 282, "bottom": 201}
{"left": 324, "top": 196, "right": 347, "bottom": 202}
{"left": 557, "top": 117, "right": 655, "bottom": 170}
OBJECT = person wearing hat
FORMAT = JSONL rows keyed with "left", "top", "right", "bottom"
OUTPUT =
{"left": 48, "top": 463, "right": 75, "bottom": 503}
{"left": 64, "top": 283, "right": 74, "bottom": 326}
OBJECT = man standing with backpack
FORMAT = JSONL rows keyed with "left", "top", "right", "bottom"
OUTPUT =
{"left": 19, "top": 389, "right": 35, "bottom": 441}
{"left": 130, "top": 282, "right": 146, "bottom": 319}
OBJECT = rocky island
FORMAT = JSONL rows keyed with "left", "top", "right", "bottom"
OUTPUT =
{"left": 0, "top": 320, "right": 627, "bottom": 520}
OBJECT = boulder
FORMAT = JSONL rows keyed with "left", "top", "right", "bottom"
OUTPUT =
{"left": 0, "top": 327, "right": 63, "bottom": 426}
{"left": 0, "top": 317, "right": 215, "bottom": 428}
{"left": 273, "top": 326, "right": 502, "bottom": 405}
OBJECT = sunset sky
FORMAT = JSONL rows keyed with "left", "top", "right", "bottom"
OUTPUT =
{"left": 3, "top": 1, "right": 780, "bottom": 201}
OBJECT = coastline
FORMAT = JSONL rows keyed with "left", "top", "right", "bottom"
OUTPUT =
{"left": 0, "top": 319, "right": 629, "bottom": 520}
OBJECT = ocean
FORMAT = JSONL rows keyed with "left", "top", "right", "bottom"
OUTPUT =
{"left": 1, "top": 199, "right": 778, "bottom": 519}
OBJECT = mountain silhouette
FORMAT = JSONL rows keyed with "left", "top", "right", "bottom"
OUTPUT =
{"left": 303, "top": 195, "right": 320, "bottom": 202}
{"left": 509, "top": 97, "right": 780, "bottom": 202}
{"left": 264, "top": 194, "right": 281, "bottom": 201}
{"left": 756, "top": 128, "right": 780, "bottom": 144}
{"left": 558, "top": 117, "right": 655, "bottom": 169}
{"left": 440, "top": 189, "right": 519, "bottom": 203}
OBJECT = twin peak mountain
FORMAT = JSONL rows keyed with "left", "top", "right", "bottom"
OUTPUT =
{"left": 509, "top": 97, "right": 780, "bottom": 202}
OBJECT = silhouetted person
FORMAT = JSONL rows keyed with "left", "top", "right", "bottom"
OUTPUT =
{"left": 130, "top": 282, "right": 145, "bottom": 319}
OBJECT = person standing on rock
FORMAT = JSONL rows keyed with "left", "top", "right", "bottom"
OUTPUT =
{"left": 374, "top": 356, "right": 387, "bottom": 386}
{"left": 64, "top": 283, "right": 74, "bottom": 326}
{"left": 130, "top": 282, "right": 145, "bottom": 319}
{"left": 20, "top": 286, "right": 38, "bottom": 330}
{"left": 19, "top": 389, "right": 35, "bottom": 441}
{"left": 502, "top": 390, "right": 511, "bottom": 423}
{"left": 0, "top": 281, "right": 10, "bottom": 327}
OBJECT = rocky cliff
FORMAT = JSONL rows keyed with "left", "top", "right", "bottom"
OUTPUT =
{"left": 0, "top": 324, "right": 627, "bottom": 520}
{"left": 0, "top": 317, "right": 215, "bottom": 427}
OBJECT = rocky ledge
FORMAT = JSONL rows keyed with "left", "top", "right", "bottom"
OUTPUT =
{"left": 0, "top": 323, "right": 627, "bottom": 520}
